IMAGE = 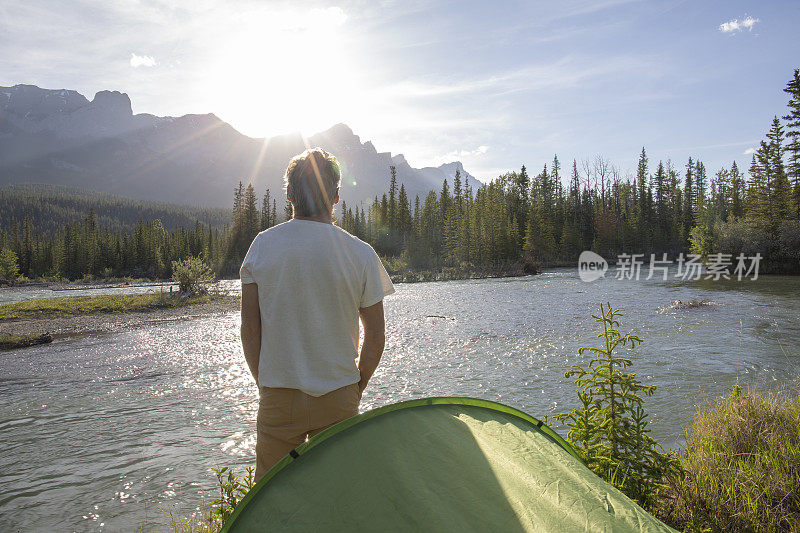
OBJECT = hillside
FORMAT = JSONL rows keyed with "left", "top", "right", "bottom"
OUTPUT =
{"left": 0, "top": 84, "right": 481, "bottom": 207}
{"left": 0, "top": 183, "right": 231, "bottom": 236}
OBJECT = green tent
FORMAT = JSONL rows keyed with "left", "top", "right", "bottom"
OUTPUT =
{"left": 224, "top": 397, "right": 675, "bottom": 532}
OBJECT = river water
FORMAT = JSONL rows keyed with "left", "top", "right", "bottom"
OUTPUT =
{"left": 1, "top": 270, "right": 799, "bottom": 531}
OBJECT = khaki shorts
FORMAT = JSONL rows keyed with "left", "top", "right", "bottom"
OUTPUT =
{"left": 255, "top": 382, "right": 360, "bottom": 480}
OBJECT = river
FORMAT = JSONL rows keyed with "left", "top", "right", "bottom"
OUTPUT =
{"left": 1, "top": 270, "right": 799, "bottom": 531}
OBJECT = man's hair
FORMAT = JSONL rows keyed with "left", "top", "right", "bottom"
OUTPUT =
{"left": 284, "top": 148, "right": 341, "bottom": 218}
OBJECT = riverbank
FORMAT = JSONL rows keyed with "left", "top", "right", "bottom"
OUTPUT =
{"left": 0, "top": 276, "right": 160, "bottom": 289}
{"left": 0, "top": 292, "right": 238, "bottom": 340}
{"left": 1, "top": 260, "right": 542, "bottom": 289}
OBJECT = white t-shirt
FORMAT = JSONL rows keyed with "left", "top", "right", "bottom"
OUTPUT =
{"left": 239, "top": 219, "right": 395, "bottom": 396}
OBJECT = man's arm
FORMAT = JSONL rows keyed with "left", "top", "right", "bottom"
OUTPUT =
{"left": 240, "top": 283, "right": 261, "bottom": 386}
{"left": 356, "top": 300, "right": 386, "bottom": 395}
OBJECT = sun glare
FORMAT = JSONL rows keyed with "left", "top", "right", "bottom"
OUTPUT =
{"left": 208, "top": 7, "right": 361, "bottom": 138}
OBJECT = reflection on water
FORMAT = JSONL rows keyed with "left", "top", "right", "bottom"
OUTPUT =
{"left": 1, "top": 270, "right": 799, "bottom": 530}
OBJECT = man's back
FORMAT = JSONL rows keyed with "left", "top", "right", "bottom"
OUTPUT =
{"left": 240, "top": 218, "right": 393, "bottom": 396}
{"left": 240, "top": 147, "right": 393, "bottom": 480}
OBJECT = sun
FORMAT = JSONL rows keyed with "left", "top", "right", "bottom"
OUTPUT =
{"left": 207, "top": 7, "right": 361, "bottom": 138}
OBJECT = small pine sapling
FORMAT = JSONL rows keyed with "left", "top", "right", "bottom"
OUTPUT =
{"left": 556, "top": 302, "right": 682, "bottom": 511}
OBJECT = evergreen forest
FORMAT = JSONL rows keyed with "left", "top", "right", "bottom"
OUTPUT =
{"left": 2, "top": 70, "right": 799, "bottom": 281}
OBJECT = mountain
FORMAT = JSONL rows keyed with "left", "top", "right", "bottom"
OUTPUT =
{"left": 0, "top": 84, "right": 480, "bottom": 208}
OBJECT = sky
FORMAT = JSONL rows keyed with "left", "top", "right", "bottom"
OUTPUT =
{"left": 1, "top": 0, "right": 799, "bottom": 183}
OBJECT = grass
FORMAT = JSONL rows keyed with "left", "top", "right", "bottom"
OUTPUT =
{"left": 0, "top": 292, "right": 217, "bottom": 320}
{"left": 0, "top": 332, "right": 53, "bottom": 350}
{"left": 659, "top": 386, "right": 800, "bottom": 531}
{"left": 157, "top": 507, "right": 216, "bottom": 533}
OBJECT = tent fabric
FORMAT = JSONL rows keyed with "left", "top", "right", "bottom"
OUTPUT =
{"left": 224, "top": 397, "right": 675, "bottom": 532}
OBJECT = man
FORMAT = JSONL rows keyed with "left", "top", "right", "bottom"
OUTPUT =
{"left": 240, "top": 148, "right": 394, "bottom": 481}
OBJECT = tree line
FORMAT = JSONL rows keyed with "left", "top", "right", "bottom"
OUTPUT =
{"left": 0, "top": 180, "right": 286, "bottom": 280}
{"left": 335, "top": 69, "right": 800, "bottom": 274}
{"left": 1, "top": 69, "right": 799, "bottom": 280}
{"left": 0, "top": 183, "right": 229, "bottom": 235}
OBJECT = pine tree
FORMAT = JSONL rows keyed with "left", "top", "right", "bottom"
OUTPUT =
{"left": 453, "top": 169, "right": 463, "bottom": 211}
{"left": 552, "top": 155, "right": 561, "bottom": 187}
{"left": 695, "top": 160, "right": 707, "bottom": 215}
{"left": 683, "top": 158, "right": 695, "bottom": 241}
{"left": 782, "top": 69, "right": 800, "bottom": 218}
{"left": 653, "top": 161, "right": 667, "bottom": 246}
{"left": 339, "top": 200, "right": 348, "bottom": 229}
{"left": 233, "top": 182, "right": 244, "bottom": 215}
{"left": 766, "top": 116, "right": 792, "bottom": 220}
{"left": 388, "top": 165, "right": 398, "bottom": 236}
{"left": 748, "top": 152, "right": 769, "bottom": 221}
{"left": 242, "top": 184, "right": 259, "bottom": 252}
{"left": 261, "top": 188, "right": 272, "bottom": 230}
{"left": 397, "top": 184, "right": 412, "bottom": 245}
{"left": 556, "top": 303, "right": 680, "bottom": 510}
{"left": 284, "top": 198, "right": 293, "bottom": 222}
{"left": 635, "top": 148, "right": 650, "bottom": 247}
{"left": 440, "top": 178, "right": 451, "bottom": 221}
{"left": 731, "top": 161, "right": 745, "bottom": 219}
{"left": 711, "top": 167, "right": 731, "bottom": 221}
{"left": 570, "top": 160, "right": 581, "bottom": 216}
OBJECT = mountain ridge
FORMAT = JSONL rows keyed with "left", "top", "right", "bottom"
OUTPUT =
{"left": 0, "top": 84, "right": 480, "bottom": 208}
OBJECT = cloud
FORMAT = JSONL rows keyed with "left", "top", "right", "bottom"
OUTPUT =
{"left": 462, "top": 145, "right": 489, "bottom": 156}
{"left": 435, "top": 145, "right": 490, "bottom": 164}
{"left": 386, "top": 54, "right": 658, "bottom": 105}
{"left": 743, "top": 147, "right": 756, "bottom": 155}
{"left": 719, "top": 16, "right": 759, "bottom": 34}
{"left": 130, "top": 53, "right": 156, "bottom": 68}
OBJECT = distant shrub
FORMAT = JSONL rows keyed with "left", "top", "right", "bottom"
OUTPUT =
{"left": 696, "top": 218, "right": 800, "bottom": 274}
{"left": 777, "top": 221, "right": 800, "bottom": 263}
{"left": 171, "top": 256, "right": 215, "bottom": 295}
{"left": 0, "top": 247, "right": 20, "bottom": 280}
{"left": 663, "top": 387, "right": 800, "bottom": 532}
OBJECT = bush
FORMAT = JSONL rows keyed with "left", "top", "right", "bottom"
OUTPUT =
{"left": 0, "top": 247, "right": 19, "bottom": 280}
{"left": 171, "top": 256, "right": 215, "bottom": 295}
{"left": 162, "top": 466, "right": 254, "bottom": 532}
{"left": 664, "top": 387, "right": 800, "bottom": 532}
{"left": 697, "top": 218, "right": 800, "bottom": 274}
{"left": 209, "top": 466, "right": 255, "bottom": 525}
